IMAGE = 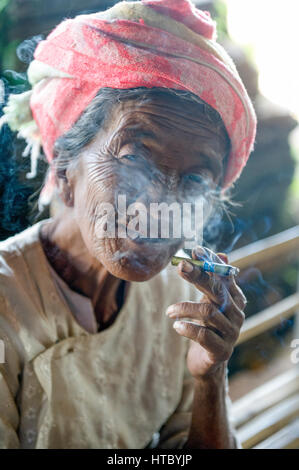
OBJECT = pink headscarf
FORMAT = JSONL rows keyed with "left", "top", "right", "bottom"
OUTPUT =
{"left": 26, "top": 0, "right": 256, "bottom": 195}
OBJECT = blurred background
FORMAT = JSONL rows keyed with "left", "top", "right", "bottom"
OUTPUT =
{"left": 0, "top": 0, "right": 298, "bottom": 448}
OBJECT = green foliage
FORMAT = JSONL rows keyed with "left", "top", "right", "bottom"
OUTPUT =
{"left": 214, "top": 0, "right": 229, "bottom": 39}
{"left": 0, "top": 0, "right": 21, "bottom": 73}
{"left": 0, "top": 0, "right": 10, "bottom": 15}
{"left": 2, "top": 69, "right": 29, "bottom": 88}
{"left": 281, "top": 265, "right": 298, "bottom": 287}
{"left": 2, "top": 39, "right": 20, "bottom": 70}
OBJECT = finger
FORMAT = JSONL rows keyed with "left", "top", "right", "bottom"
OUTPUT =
{"left": 177, "top": 262, "right": 245, "bottom": 327}
{"left": 210, "top": 271, "right": 247, "bottom": 312}
{"left": 173, "top": 320, "right": 232, "bottom": 361}
{"left": 178, "top": 260, "right": 230, "bottom": 306}
{"left": 210, "top": 272, "right": 247, "bottom": 314}
{"left": 216, "top": 287, "right": 245, "bottom": 329}
{"left": 208, "top": 280, "right": 245, "bottom": 328}
{"left": 190, "top": 247, "right": 238, "bottom": 298}
{"left": 227, "top": 274, "right": 247, "bottom": 311}
{"left": 192, "top": 246, "right": 225, "bottom": 264}
{"left": 211, "top": 271, "right": 247, "bottom": 316}
{"left": 166, "top": 301, "right": 239, "bottom": 341}
{"left": 192, "top": 247, "right": 231, "bottom": 269}
{"left": 178, "top": 260, "right": 214, "bottom": 298}
{"left": 192, "top": 247, "right": 240, "bottom": 299}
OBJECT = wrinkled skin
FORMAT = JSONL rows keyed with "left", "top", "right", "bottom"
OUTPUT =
{"left": 40, "top": 93, "right": 228, "bottom": 325}
{"left": 61, "top": 95, "right": 227, "bottom": 281}
{"left": 40, "top": 92, "right": 245, "bottom": 447}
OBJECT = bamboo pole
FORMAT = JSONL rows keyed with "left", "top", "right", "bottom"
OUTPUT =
{"left": 237, "top": 293, "right": 299, "bottom": 345}
{"left": 230, "top": 225, "right": 299, "bottom": 271}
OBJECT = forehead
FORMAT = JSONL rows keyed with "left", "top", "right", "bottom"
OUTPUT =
{"left": 83, "top": 93, "right": 229, "bottom": 180}
{"left": 105, "top": 95, "right": 228, "bottom": 152}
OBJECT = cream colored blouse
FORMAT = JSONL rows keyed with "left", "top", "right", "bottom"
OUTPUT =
{"left": 0, "top": 220, "right": 234, "bottom": 449}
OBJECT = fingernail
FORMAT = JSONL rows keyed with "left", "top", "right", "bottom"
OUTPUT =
{"left": 165, "top": 306, "right": 174, "bottom": 316}
{"left": 173, "top": 321, "right": 184, "bottom": 331}
{"left": 181, "top": 260, "right": 193, "bottom": 273}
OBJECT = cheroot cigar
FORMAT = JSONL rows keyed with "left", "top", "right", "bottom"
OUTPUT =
{"left": 171, "top": 255, "right": 239, "bottom": 277}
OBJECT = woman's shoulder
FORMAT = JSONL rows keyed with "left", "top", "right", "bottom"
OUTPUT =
{"left": 0, "top": 221, "right": 46, "bottom": 282}
{"left": 0, "top": 220, "right": 45, "bottom": 258}
{"left": 0, "top": 220, "right": 52, "bottom": 323}
{"left": 0, "top": 221, "right": 44, "bottom": 258}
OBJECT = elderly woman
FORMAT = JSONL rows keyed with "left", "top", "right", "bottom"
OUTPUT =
{"left": 0, "top": 0, "right": 256, "bottom": 449}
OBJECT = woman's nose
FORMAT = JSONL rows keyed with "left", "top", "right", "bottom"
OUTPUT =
{"left": 164, "top": 168, "right": 180, "bottom": 192}
{"left": 143, "top": 168, "right": 180, "bottom": 204}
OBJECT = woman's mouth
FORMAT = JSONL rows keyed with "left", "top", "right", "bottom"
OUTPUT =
{"left": 127, "top": 233, "right": 178, "bottom": 244}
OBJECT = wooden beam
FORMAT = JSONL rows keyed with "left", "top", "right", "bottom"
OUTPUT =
{"left": 231, "top": 368, "right": 299, "bottom": 428}
{"left": 230, "top": 226, "right": 299, "bottom": 271}
{"left": 253, "top": 419, "right": 299, "bottom": 449}
{"left": 237, "top": 394, "right": 299, "bottom": 449}
{"left": 236, "top": 293, "right": 299, "bottom": 345}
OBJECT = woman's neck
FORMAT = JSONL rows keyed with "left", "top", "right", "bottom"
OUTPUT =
{"left": 39, "top": 211, "right": 125, "bottom": 326}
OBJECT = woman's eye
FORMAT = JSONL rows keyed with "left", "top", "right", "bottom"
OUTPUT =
{"left": 120, "top": 154, "right": 139, "bottom": 162}
{"left": 183, "top": 170, "right": 213, "bottom": 185}
{"left": 181, "top": 172, "right": 214, "bottom": 196}
{"left": 183, "top": 173, "right": 204, "bottom": 184}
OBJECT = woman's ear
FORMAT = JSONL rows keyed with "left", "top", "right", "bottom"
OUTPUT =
{"left": 55, "top": 168, "right": 74, "bottom": 207}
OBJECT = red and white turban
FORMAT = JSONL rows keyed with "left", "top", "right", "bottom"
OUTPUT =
{"left": 1, "top": 0, "right": 257, "bottom": 204}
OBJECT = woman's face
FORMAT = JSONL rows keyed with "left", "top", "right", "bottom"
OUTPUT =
{"left": 63, "top": 94, "right": 228, "bottom": 281}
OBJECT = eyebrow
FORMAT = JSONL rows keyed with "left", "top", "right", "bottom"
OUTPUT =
{"left": 118, "top": 127, "right": 157, "bottom": 141}
{"left": 196, "top": 153, "right": 223, "bottom": 180}
{"left": 105, "top": 126, "right": 157, "bottom": 154}
{"left": 112, "top": 125, "right": 224, "bottom": 179}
